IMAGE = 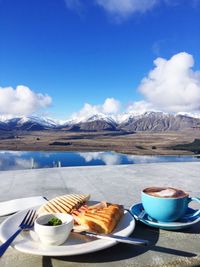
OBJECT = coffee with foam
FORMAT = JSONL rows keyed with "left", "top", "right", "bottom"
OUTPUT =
{"left": 143, "top": 187, "right": 188, "bottom": 198}
{"left": 142, "top": 187, "right": 200, "bottom": 222}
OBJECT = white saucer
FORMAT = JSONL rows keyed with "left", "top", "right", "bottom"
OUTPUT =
{"left": 130, "top": 203, "right": 200, "bottom": 230}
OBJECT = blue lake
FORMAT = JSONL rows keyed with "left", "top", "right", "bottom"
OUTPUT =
{"left": 0, "top": 151, "right": 199, "bottom": 171}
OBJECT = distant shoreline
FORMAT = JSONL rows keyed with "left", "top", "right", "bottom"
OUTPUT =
{"left": 0, "top": 129, "right": 199, "bottom": 156}
{"left": 0, "top": 148, "right": 197, "bottom": 156}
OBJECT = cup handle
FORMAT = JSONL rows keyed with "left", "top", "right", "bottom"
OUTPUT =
{"left": 186, "top": 197, "right": 200, "bottom": 219}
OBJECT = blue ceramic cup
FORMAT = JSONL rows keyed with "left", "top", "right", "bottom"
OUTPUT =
{"left": 142, "top": 187, "right": 200, "bottom": 222}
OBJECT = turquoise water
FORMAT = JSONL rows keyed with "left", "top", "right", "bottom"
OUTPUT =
{"left": 0, "top": 151, "right": 199, "bottom": 171}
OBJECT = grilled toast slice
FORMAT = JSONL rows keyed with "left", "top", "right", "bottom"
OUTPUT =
{"left": 74, "top": 202, "right": 124, "bottom": 234}
{"left": 37, "top": 194, "right": 90, "bottom": 215}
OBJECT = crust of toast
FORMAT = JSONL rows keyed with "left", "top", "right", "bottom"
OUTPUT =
{"left": 37, "top": 194, "right": 90, "bottom": 215}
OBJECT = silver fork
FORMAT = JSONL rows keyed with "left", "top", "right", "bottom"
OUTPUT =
{"left": 0, "top": 209, "right": 36, "bottom": 257}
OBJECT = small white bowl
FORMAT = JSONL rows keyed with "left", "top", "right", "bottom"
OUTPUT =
{"left": 34, "top": 213, "right": 74, "bottom": 246}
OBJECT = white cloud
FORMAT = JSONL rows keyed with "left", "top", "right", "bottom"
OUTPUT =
{"left": 102, "top": 98, "right": 121, "bottom": 113}
{"left": 65, "top": 0, "right": 158, "bottom": 17}
{"left": 95, "top": 0, "right": 158, "bottom": 19}
{"left": 135, "top": 52, "right": 200, "bottom": 113}
{"left": 72, "top": 103, "right": 99, "bottom": 122}
{"left": 78, "top": 152, "right": 122, "bottom": 165}
{"left": 64, "top": 1, "right": 199, "bottom": 21}
{"left": 0, "top": 85, "right": 52, "bottom": 116}
{"left": 0, "top": 151, "right": 36, "bottom": 171}
{"left": 127, "top": 100, "right": 157, "bottom": 114}
{"left": 71, "top": 98, "right": 120, "bottom": 121}
{"left": 127, "top": 155, "right": 161, "bottom": 163}
{"left": 64, "top": 0, "right": 83, "bottom": 12}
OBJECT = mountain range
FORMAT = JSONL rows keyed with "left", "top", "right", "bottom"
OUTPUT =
{"left": 0, "top": 112, "right": 200, "bottom": 132}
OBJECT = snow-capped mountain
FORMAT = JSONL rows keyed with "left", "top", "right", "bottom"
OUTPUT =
{"left": 177, "top": 112, "right": 200, "bottom": 119}
{"left": 0, "top": 111, "right": 200, "bottom": 132}
{"left": 62, "top": 111, "right": 200, "bottom": 132}
{"left": 66, "top": 113, "right": 116, "bottom": 125}
{"left": 63, "top": 113, "right": 117, "bottom": 131}
{"left": 0, "top": 116, "right": 61, "bottom": 131}
{"left": 117, "top": 111, "right": 200, "bottom": 132}
{"left": 18, "top": 116, "right": 59, "bottom": 128}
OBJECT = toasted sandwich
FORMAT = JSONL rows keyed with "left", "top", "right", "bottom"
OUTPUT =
{"left": 73, "top": 202, "right": 124, "bottom": 234}
{"left": 37, "top": 194, "right": 90, "bottom": 215}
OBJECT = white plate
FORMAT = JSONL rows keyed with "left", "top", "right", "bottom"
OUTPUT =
{"left": 0, "top": 207, "right": 135, "bottom": 256}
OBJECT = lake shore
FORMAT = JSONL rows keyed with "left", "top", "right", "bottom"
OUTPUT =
{"left": 0, "top": 128, "right": 200, "bottom": 155}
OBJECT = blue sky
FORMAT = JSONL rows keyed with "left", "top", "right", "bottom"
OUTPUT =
{"left": 0, "top": 0, "right": 200, "bottom": 120}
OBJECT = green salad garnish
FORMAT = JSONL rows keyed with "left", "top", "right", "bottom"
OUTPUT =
{"left": 47, "top": 217, "right": 62, "bottom": 226}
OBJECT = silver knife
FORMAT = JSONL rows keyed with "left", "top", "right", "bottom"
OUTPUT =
{"left": 78, "top": 231, "right": 149, "bottom": 246}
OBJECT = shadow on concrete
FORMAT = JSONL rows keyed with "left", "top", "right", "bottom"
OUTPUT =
{"left": 179, "top": 221, "right": 200, "bottom": 234}
{"left": 133, "top": 223, "right": 197, "bottom": 258}
{"left": 42, "top": 222, "right": 159, "bottom": 266}
{"left": 42, "top": 256, "right": 53, "bottom": 267}
{"left": 42, "top": 221, "right": 198, "bottom": 266}
{"left": 149, "top": 245, "right": 197, "bottom": 258}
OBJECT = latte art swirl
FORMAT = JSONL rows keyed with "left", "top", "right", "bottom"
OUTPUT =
{"left": 143, "top": 187, "right": 188, "bottom": 198}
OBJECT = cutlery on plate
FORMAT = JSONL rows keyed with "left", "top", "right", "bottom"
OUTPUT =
{"left": 0, "top": 209, "right": 37, "bottom": 257}
{"left": 74, "top": 231, "right": 149, "bottom": 246}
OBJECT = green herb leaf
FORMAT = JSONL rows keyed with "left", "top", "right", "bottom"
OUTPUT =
{"left": 47, "top": 217, "right": 62, "bottom": 226}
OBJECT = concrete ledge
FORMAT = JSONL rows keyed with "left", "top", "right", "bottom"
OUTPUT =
{"left": 0, "top": 162, "right": 200, "bottom": 267}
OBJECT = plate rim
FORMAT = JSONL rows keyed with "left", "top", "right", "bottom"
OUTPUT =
{"left": 0, "top": 205, "right": 135, "bottom": 256}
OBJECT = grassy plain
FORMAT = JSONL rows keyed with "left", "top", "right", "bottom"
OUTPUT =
{"left": 0, "top": 128, "right": 200, "bottom": 155}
